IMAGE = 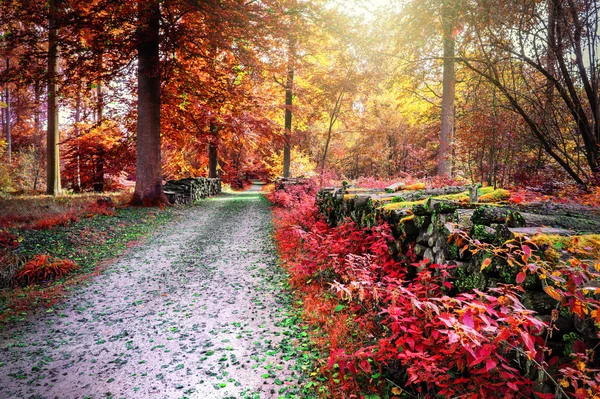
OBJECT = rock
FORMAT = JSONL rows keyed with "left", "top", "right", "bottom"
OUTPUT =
{"left": 427, "top": 198, "right": 460, "bottom": 214}
{"left": 423, "top": 248, "right": 434, "bottom": 263}
{"left": 492, "top": 223, "right": 514, "bottom": 243}
{"left": 385, "top": 182, "right": 405, "bottom": 193}
{"left": 417, "top": 231, "right": 430, "bottom": 245}
{"left": 471, "top": 205, "right": 525, "bottom": 227}
{"left": 414, "top": 244, "right": 427, "bottom": 257}
{"left": 455, "top": 209, "right": 474, "bottom": 229}
{"left": 574, "top": 315, "right": 598, "bottom": 339}
{"left": 427, "top": 236, "right": 436, "bottom": 247}
{"left": 400, "top": 217, "right": 419, "bottom": 237}
{"left": 508, "top": 227, "right": 575, "bottom": 236}
{"left": 472, "top": 224, "right": 497, "bottom": 242}
{"left": 525, "top": 291, "right": 559, "bottom": 314}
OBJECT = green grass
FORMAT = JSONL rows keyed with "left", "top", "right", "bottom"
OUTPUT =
{"left": 0, "top": 206, "right": 176, "bottom": 325}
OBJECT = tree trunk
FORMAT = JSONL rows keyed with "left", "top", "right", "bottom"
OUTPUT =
{"left": 283, "top": 34, "right": 295, "bottom": 178}
{"left": 74, "top": 89, "right": 82, "bottom": 192}
{"left": 131, "top": 0, "right": 168, "bottom": 206}
{"left": 208, "top": 122, "right": 218, "bottom": 178}
{"left": 94, "top": 53, "right": 104, "bottom": 192}
{"left": 437, "top": 1, "right": 456, "bottom": 178}
{"left": 33, "top": 81, "right": 42, "bottom": 191}
{"left": 321, "top": 89, "right": 345, "bottom": 180}
{"left": 46, "top": 0, "right": 61, "bottom": 196}
{"left": 5, "top": 58, "right": 10, "bottom": 163}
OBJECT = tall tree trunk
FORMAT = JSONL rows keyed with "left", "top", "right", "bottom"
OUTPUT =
{"left": 94, "top": 53, "right": 104, "bottom": 192}
{"left": 283, "top": 35, "right": 295, "bottom": 178}
{"left": 437, "top": 1, "right": 456, "bottom": 178}
{"left": 46, "top": 0, "right": 61, "bottom": 195}
{"left": 208, "top": 122, "right": 218, "bottom": 178}
{"left": 74, "top": 89, "right": 82, "bottom": 192}
{"left": 131, "top": 0, "right": 168, "bottom": 206}
{"left": 321, "top": 89, "right": 345, "bottom": 180}
{"left": 33, "top": 81, "right": 42, "bottom": 191}
{"left": 4, "top": 58, "right": 10, "bottom": 163}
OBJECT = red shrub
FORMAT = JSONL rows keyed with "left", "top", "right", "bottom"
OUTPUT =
{"left": 269, "top": 181, "right": 590, "bottom": 398}
{"left": 14, "top": 254, "right": 79, "bottom": 286}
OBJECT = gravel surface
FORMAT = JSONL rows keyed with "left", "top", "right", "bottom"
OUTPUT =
{"left": 0, "top": 185, "right": 306, "bottom": 399}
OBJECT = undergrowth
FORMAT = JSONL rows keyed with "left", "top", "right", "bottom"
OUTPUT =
{"left": 268, "top": 181, "right": 600, "bottom": 399}
{"left": 0, "top": 205, "right": 175, "bottom": 325}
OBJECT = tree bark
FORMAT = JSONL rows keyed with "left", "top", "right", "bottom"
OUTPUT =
{"left": 94, "top": 53, "right": 104, "bottom": 192}
{"left": 4, "top": 58, "right": 10, "bottom": 163}
{"left": 46, "top": 0, "right": 61, "bottom": 196}
{"left": 437, "top": 1, "right": 456, "bottom": 178}
{"left": 74, "top": 89, "right": 82, "bottom": 192}
{"left": 283, "top": 34, "right": 295, "bottom": 178}
{"left": 208, "top": 122, "right": 218, "bottom": 178}
{"left": 131, "top": 0, "right": 168, "bottom": 206}
{"left": 33, "top": 81, "right": 42, "bottom": 191}
{"left": 321, "top": 89, "right": 345, "bottom": 179}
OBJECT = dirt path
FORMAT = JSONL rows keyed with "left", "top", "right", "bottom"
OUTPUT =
{"left": 0, "top": 185, "right": 307, "bottom": 399}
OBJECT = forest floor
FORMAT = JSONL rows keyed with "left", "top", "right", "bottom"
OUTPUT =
{"left": 0, "top": 184, "right": 311, "bottom": 399}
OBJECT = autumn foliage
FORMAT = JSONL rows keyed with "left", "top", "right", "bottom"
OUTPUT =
{"left": 269, "top": 182, "right": 600, "bottom": 398}
{"left": 14, "top": 254, "right": 79, "bottom": 286}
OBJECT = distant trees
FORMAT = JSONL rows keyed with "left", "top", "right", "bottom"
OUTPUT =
{"left": 0, "top": 0, "right": 290, "bottom": 198}
{"left": 1, "top": 0, "right": 598, "bottom": 196}
{"left": 460, "top": 0, "right": 600, "bottom": 185}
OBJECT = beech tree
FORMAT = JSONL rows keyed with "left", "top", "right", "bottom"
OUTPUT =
{"left": 130, "top": 1, "right": 168, "bottom": 206}
{"left": 47, "top": 0, "right": 61, "bottom": 195}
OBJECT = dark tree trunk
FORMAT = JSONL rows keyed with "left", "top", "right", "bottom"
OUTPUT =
{"left": 4, "top": 58, "right": 10, "bottom": 163}
{"left": 94, "top": 53, "right": 104, "bottom": 192}
{"left": 437, "top": 1, "right": 456, "bottom": 178}
{"left": 33, "top": 80, "right": 42, "bottom": 191}
{"left": 131, "top": 0, "right": 168, "bottom": 206}
{"left": 74, "top": 89, "right": 82, "bottom": 192}
{"left": 283, "top": 35, "right": 295, "bottom": 178}
{"left": 208, "top": 122, "right": 218, "bottom": 179}
{"left": 46, "top": 0, "right": 61, "bottom": 196}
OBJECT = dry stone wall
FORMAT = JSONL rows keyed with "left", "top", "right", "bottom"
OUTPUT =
{"left": 316, "top": 183, "right": 600, "bottom": 341}
{"left": 163, "top": 178, "right": 221, "bottom": 204}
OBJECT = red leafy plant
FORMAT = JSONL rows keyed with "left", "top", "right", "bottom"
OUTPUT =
{"left": 268, "top": 181, "right": 598, "bottom": 398}
{"left": 14, "top": 254, "right": 79, "bottom": 286}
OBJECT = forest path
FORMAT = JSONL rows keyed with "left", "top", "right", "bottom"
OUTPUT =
{"left": 0, "top": 184, "right": 305, "bottom": 399}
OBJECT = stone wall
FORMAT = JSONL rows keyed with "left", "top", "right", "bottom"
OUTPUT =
{"left": 164, "top": 178, "right": 221, "bottom": 204}
{"left": 316, "top": 183, "right": 600, "bottom": 341}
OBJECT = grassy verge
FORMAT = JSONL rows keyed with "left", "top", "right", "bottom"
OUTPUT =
{"left": 0, "top": 206, "right": 176, "bottom": 326}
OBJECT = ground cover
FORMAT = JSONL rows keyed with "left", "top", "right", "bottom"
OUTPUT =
{"left": 268, "top": 181, "right": 600, "bottom": 399}
{"left": 0, "top": 186, "right": 315, "bottom": 399}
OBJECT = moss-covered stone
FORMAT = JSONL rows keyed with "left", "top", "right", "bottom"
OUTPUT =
{"left": 448, "top": 242, "right": 459, "bottom": 260}
{"left": 455, "top": 268, "right": 487, "bottom": 291}
{"left": 478, "top": 188, "right": 511, "bottom": 202}
{"left": 473, "top": 224, "right": 496, "bottom": 242}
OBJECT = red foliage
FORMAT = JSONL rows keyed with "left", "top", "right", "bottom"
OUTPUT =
{"left": 14, "top": 255, "right": 79, "bottom": 286}
{"left": 0, "top": 231, "right": 20, "bottom": 250}
{"left": 31, "top": 212, "right": 79, "bottom": 230}
{"left": 268, "top": 182, "right": 597, "bottom": 398}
